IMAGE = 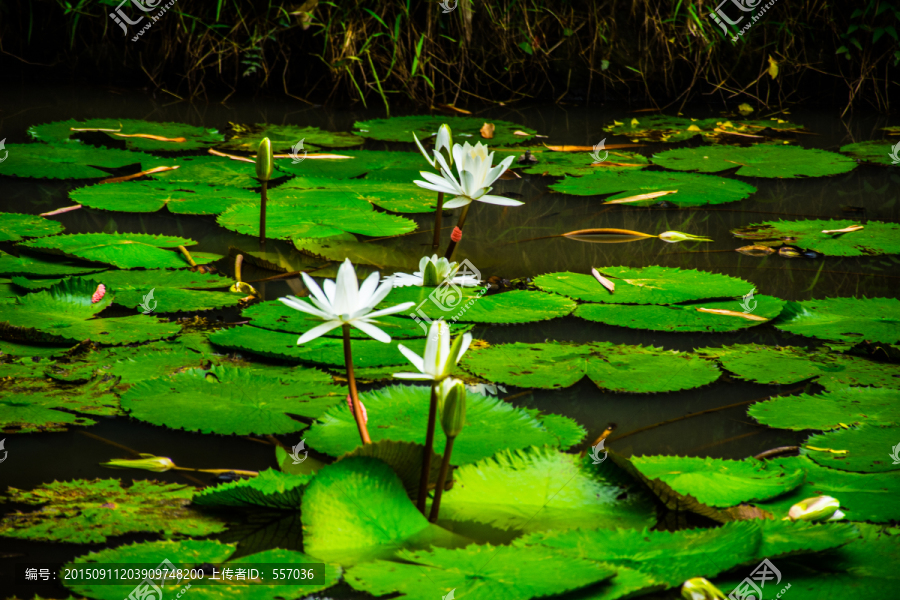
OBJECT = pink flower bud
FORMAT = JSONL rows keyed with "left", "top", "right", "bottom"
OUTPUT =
{"left": 451, "top": 227, "right": 463, "bottom": 242}
{"left": 92, "top": 284, "right": 107, "bottom": 304}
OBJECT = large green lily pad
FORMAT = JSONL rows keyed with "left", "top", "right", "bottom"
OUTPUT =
{"left": 652, "top": 145, "right": 857, "bottom": 178}
{"left": 0, "top": 143, "right": 160, "bottom": 179}
{"left": 70, "top": 180, "right": 258, "bottom": 215}
{"left": 353, "top": 115, "right": 536, "bottom": 145}
{"left": 750, "top": 387, "right": 900, "bottom": 431}
{"left": 0, "top": 249, "right": 104, "bottom": 276}
{"left": 21, "top": 233, "right": 197, "bottom": 269}
{"left": 630, "top": 455, "right": 806, "bottom": 508}
{"left": 732, "top": 220, "right": 900, "bottom": 257}
{"left": 0, "top": 213, "right": 63, "bottom": 242}
{"left": 242, "top": 300, "right": 428, "bottom": 338}
{"left": 28, "top": 118, "right": 224, "bottom": 151}
{"left": 549, "top": 169, "right": 757, "bottom": 206}
{"left": 805, "top": 425, "right": 900, "bottom": 473}
{"left": 279, "top": 177, "right": 438, "bottom": 213}
{"left": 304, "top": 384, "right": 561, "bottom": 464}
{"left": 0, "top": 479, "right": 226, "bottom": 543}
{"left": 294, "top": 232, "right": 420, "bottom": 270}
{"left": 494, "top": 147, "right": 649, "bottom": 177}
{"left": 275, "top": 149, "right": 426, "bottom": 181}
{"left": 193, "top": 468, "right": 313, "bottom": 510}
{"left": 221, "top": 123, "right": 364, "bottom": 152}
{"left": 774, "top": 298, "right": 900, "bottom": 343}
{"left": 840, "top": 141, "right": 897, "bottom": 166}
{"left": 604, "top": 115, "right": 803, "bottom": 143}
{"left": 121, "top": 365, "right": 341, "bottom": 434}
{"left": 463, "top": 341, "right": 721, "bottom": 392}
{"left": 147, "top": 155, "right": 259, "bottom": 188}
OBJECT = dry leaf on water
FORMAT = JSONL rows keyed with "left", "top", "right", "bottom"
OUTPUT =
{"left": 480, "top": 122, "right": 495, "bottom": 139}
{"left": 562, "top": 228, "right": 656, "bottom": 243}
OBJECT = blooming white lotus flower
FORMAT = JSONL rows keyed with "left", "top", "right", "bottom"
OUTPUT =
{"left": 279, "top": 258, "right": 415, "bottom": 344}
{"left": 413, "top": 124, "right": 453, "bottom": 169}
{"left": 414, "top": 141, "right": 521, "bottom": 209}
{"left": 394, "top": 320, "right": 472, "bottom": 381}
{"left": 388, "top": 254, "right": 482, "bottom": 288}
{"left": 787, "top": 495, "right": 845, "bottom": 522}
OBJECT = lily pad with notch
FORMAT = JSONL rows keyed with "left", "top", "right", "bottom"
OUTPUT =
{"left": 28, "top": 118, "right": 224, "bottom": 152}
{"left": 220, "top": 123, "right": 363, "bottom": 153}
{"left": 652, "top": 145, "right": 857, "bottom": 178}
{"left": 20, "top": 232, "right": 198, "bottom": 269}
{"left": 0, "top": 213, "right": 64, "bottom": 242}
{"left": 732, "top": 219, "right": 900, "bottom": 257}
{"left": 70, "top": 180, "right": 258, "bottom": 215}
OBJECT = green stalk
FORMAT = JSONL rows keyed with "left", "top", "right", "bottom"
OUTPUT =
{"left": 428, "top": 435, "right": 455, "bottom": 522}
{"left": 417, "top": 384, "right": 439, "bottom": 514}
{"left": 343, "top": 324, "right": 372, "bottom": 445}
{"left": 432, "top": 192, "right": 444, "bottom": 249}
{"left": 443, "top": 203, "right": 472, "bottom": 260}
{"left": 259, "top": 180, "right": 268, "bottom": 251}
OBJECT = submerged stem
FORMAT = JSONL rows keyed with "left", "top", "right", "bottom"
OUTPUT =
{"left": 443, "top": 203, "right": 472, "bottom": 260}
{"left": 418, "top": 384, "right": 439, "bottom": 514}
{"left": 343, "top": 324, "right": 372, "bottom": 445}
{"left": 432, "top": 192, "right": 444, "bottom": 249}
{"left": 429, "top": 436, "right": 455, "bottom": 523}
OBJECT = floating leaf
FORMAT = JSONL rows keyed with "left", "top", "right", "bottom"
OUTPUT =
{"left": 21, "top": 232, "right": 197, "bottom": 269}
{"left": 805, "top": 425, "right": 900, "bottom": 473}
{"left": 652, "top": 145, "right": 857, "bottom": 178}
{"left": 221, "top": 123, "right": 363, "bottom": 152}
{"left": 0, "top": 249, "right": 105, "bottom": 276}
{"left": 147, "top": 155, "right": 259, "bottom": 188}
{"left": 840, "top": 141, "right": 897, "bottom": 166}
{"left": 294, "top": 232, "right": 420, "bottom": 269}
{"left": 437, "top": 446, "right": 655, "bottom": 533}
{"left": 0, "top": 213, "right": 63, "bottom": 242}
{"left": 275, "top": 149, "right": 426, "bottom": 181}
{"left": 378, "top": 287, "right": 575, "bottom": 324}
{"left": 494, "top": 147, "right": 649, "bottom": 177}
{"left": 353, "top": 115, "right": 536, "bottom": 145}
{"left": 305, "top": 384, "right": 561, "bottom": 464}
{"left": 0, "top": 479, "right": 225, "bottom": 543}
{"left": 774, "top": 297, "right": 900, "bottom": 343}
{"left": 121, "top": 365, "right": 340, "bottom": 434}
{"left": 279, "top": 177, "right": 437, "bottom": 213}
{"left": 0, "top": 143, "right": 161, "bottom": 179}
{"left": 534, "top": 267, "right": 754, "bottom": 304}
{"left": 114, "top": 288, "right": 243, "bottom": 313}
{"left": 193, "top": 468, "right": 313, "bottom": 509}
{"left": 463, "top": 341, "right": 720, "bottom": 393}
{"left": 69, "top": 180, "right": 258, "bottom": 215}
{"left": 630, "top": 455, "right": 805, "bottom": 508}
{"left": 750, "top": 387, "right": 900, "bottom": 431}
{"left": 603, "top": 115, "right": 803, "bottom": 143}
{"left": 732, "top": 219, "right": 900, "bottom": 256}
{"left": 549, "top": 169, "right": 756, "bottom": 206}
{"left": 29, "top": 118, "right": 224, "bottom": 151}
{"left": 339, "top": 439, "right": 445, "bottom": 502}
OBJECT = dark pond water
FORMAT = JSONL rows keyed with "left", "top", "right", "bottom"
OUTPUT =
{"left": 1, "top": 82, "right": 899, "bottom": 597}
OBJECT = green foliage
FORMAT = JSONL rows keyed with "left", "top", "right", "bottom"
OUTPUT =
{"left": 732, "top": 219, "right": 900, "bottom": 256}
{"left": 281, "top": 177, "right": 438, "bottom": 213}
{"left": 28, "top": 118, "right": 224, "bottom": 151}
{"left": 148, "top": 155, "right": 260, "bottom": 188}
{"left": 242, "top": 299, "right": 430, "bottom": 338}
{"left": 0, "top": 479, "right": 226, "bottom": 543}
{"left": 193, "top": 468, "right": 313, "bottom": 509}
{"left": 0, "top": 213, "right": 63, "bottom": 242}
{"left": 841, "top": 140, "right": 897, "bottom": 165}
{"left": 750, "top": 387, "right": 900, "bottom": 431}
{"left": 275, "top": 149, "right": 426, "bottom": 181}
{"left": 222, "top": 123, "right": 363, "bottom": 152}
{"left": 652, "top": 144, "right": 858, "bottom": 178}
{"left": 339, "top": 439, "right": 445, "bottom": 502}
{"left": 21, "top": 232, "right": 197, "bottom": 269}
{"left": 0, "top": 143, "right": 160, "bottom": 179}
{"left": 805, "top": 425, "right": 900, "bottom": 472}
{"left": 0, "top": 249, "right": 104, "bottom": 276}
{"left": 494, "top": 147, "right": 650, "bottom": 177}
{"left": 774, "top": 298, "right": 900, "bottom": 343}
{"left": 604, "top": 115, "right": 804, "bottom": 143}
{"left": 70, "top": 181, "right": 258, "bottom": 215}
{"left": 353, "top": 115, "right": 536, "bottom": 145}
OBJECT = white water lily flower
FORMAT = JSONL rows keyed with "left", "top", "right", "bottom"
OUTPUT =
{"left": 388, "top": 254, "right": 482, "bottom": 288}
{"left": 413, "top": 124, "right": 453, "bottom": 168}
{"left": 279, "top": 258, "right": 415, "bottom": 344}
{"left": 393, "top": 319, "right": 472, "bottom": 381}
{"left": 787, "top": 495, "right": 845, "bottom": 522}
{"left": 414, "top": 141, "right": 521, "bottom": 209}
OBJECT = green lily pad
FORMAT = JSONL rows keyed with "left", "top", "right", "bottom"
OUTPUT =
{"left": 193, "top": 468, "right": 313, "bottom": 509}
{"left": 815, "top": 356, "right": 900, "bottom": 390}
{"left": 0, "top": 278, "right": 181, "bottom": 345}
{"left": 525, "top": 410, "right": 587, "bottom": 450}
{"left": 294, "top": 232, "right": 421, "bottom": 270}
{"left": 70, "top": 180, "right": 258, "bottom": 215}
{"left": 346, "top": 544, "right": 619, "bottom": 600}
{"left": 353, "top": 115, "right": 536, "bottom": 145}
{"left": 21, "top": 233, "right": 197, "bottom": 269}
{"left": 549, "top": 169, "right": 757, "bottom": 206}
{"left": 840, "top": 141, "right": 897, "bottom": 166}
{"left": 0, "top": 213, "right": 63, "bottom": 242}
{"left": 805, "top": 425, "right": 900, "bottom": 473}
{"left": 697, "top": 344, "right": 834, "bottom": 385}
{"left": 115, "top": 288, "right": 243, "bottom": 313}
{"left": 222, "top": 123, "right": 364, "bottom": 152}
{"left": 305, "top": 384, "right": 561, "bottom": 464}
{"left": 279, "top": 176, "right": 438, "bottom": 213}
{"left": 121, "top": 365, "right": 341, "bottom": 434}
{"left": 28, "top": 118, "right": 224, "bottom": 151}
{"left": 0, "top": 479, "right": 226, "bottom": 544}
{"left": 732, "top": 219, "right": 900, "bottom": 257}
{"left": 494, "top": 147, "right": 649, "bottom": 177}
{"left": 0, "top": 143, "right": 160, "bottom": 179}
{"left": 534, "top": 267, "right": 754, "bottom": 304}
{"left": 275, "top": 149, "right": 427, "bottom": 181}
{"left": 64, "top": 540, "right": 341, "bottom": 600}
{"left": 750, "top": 387, "right": 900, "bottom": 431}
{"left": 437, "top": 446, "right": 656, "bottom": 533}
{"left": 0, "top": 338, "right": 73, "bottom": 358}
{"left": 302, "top": 457, "right": 467, "bottom": 565}
{"left": 463, "top": 341, "right": 721, "bottom": 393}
{"left": 754, "top": 455, "right": 900, "bottom": 522}
{"left": 774, "top": 298, "right": 900, "bottom": 343}
{"left": 0, "top": 249, "right": 105, "bottom": 276}
{"left": 630, "top": 455, "right": 806, "bottom": 508}
{"left": 652, "top": 144, "right": 857, "bottom": 178}
{"left": 84, "top": 267, "right": 233, "bottom": 290}
{"left": 0, "top": 392, "right": 97, "bottom": 433}
{"left": 147, "top": 155, "right": 259, "bottom": 188}
{"left": 338, "top": 439, "right": 445, "bottom": 503}
{"left": 575, "top": 295, "right": 784, "bottom": 332}
{"left": 93, "top": 348, "right": 220, "bottom": 385}
{"left": 217, "top": 198, "right": 418, "bottom": 239}
{"left": 209, "top": 325, "right": 425, "bottom": 366}
{"left": 604, "top": 115, "right": 803, "bottom": 143}
{"left": 377, "top": 287, "right": 575, "bottom": 324}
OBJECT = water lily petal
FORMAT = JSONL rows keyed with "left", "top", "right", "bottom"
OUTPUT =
{"left": 301, "top": 272, "right": 331, "bottom": 310}
{"left": 333, "top": 258, "right": 360, "bottom": 315}
{"left": 357, "top": 271, "right": 382, "bottom": 307}
{"left": 323, "top": 279, "right": 337, "bottom": 305}
{"left": 442, "top": 196, "right": 473, "bottom": 209}
{"left": 362, "top": 301, "right": 417, "bottom": 320}
{"left": 414, "top": 177, "right": 458, "bottom": 195}
{"left": 477, "top": 194, "right": 524, "bottom": 206}
{"left": 392, "top": 372, "right": 435, "bottom": 380}
{"left": 352, "top": 319, "right": 391, "bottom": 343}
{"left": 297, "top": 319, "right": 343, "bottom": 344}
{"left": 279, "top": 296, "right": 331, "bottom": 319}
{"left": 397, "top": 343, "right": 426, "bottom": 373}
{"left": 412, "top": 132, "right": 437, "bottom": 167}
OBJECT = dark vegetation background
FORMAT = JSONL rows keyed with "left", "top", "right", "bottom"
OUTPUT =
{"left": 0, "top": 0, "right": 898, "bottom": 112}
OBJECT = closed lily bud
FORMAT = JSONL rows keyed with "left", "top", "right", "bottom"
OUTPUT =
{"left": 787, "top": 495, "right": 845, "bottom": 522}
{"left": 659, "top": 231, "right": 714, "bottom": 243}
{"left": 422, "top": 257, "right": 441, "bottom": 287}
{"left": 439, "top": 378, "right": 467, "bottom": 438}
{"left": 256, "top": 137, "right": 274, "bottom": 182}
{"left": 436, "top": 124, "right": 454, "bottom": 166}
{"left": 100, "top": 454, "right": 175, "bottom": 473}
{"left": 681, "top": 577, "right": 726, "bottom": 600}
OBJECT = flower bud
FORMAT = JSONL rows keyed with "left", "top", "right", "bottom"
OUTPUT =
{"left": 681, "top": 577, "right": 726, "bottom": 600}
{"left": 256, "top": 137, "right": 274, "bottom": 182}
{"left": 658, "top": 231, "right": 714, "bottom": 243}
{"left": 436, "top": 124, "right": 454, "bottom": 166}
{"left": 787, "top": 496, "right": 845, "bottom": 522}
{"left": 439, "top": 378, "right": 467, "bottom": 438}
{"left": 423, "top": 257, "right": 441, "bottom": 286}
{"left": 100, "top": 454, "right": 175, "bottom": 473}
{"left": 229, "top": 281, "right": 258, "bottom": 296}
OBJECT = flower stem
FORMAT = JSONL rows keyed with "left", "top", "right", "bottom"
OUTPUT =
{"left": 173, "top": 466, "right": 259, "bottom": 477}
{"left": 259, "top": 180, "right": 268, "bottom": 251}
{"left": 428, "top": 435, "right": 455, "bottom": 522}
{"left": 432, "top": 192, "right": 444, "bottom": 249}
{"left": 417, "top": 384, "right": 439, "bottom": 514}
{"left": 343, "top": 324, "right": 372, "bottom": 445}
{"left": 443, "top": 203, "right": 471, "bottom": 260}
